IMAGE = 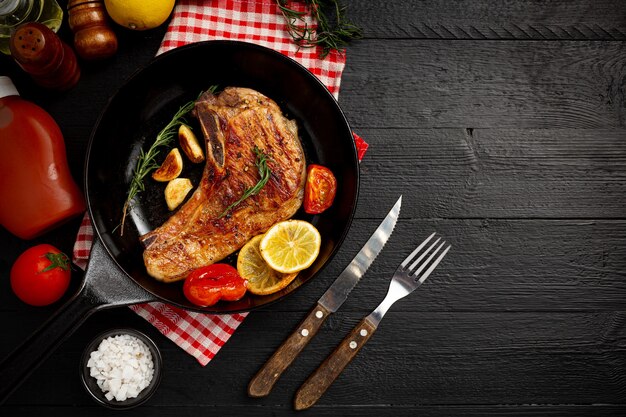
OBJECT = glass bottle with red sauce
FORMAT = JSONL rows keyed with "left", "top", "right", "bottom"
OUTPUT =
{"left": 0, "top": 76, "right": 85, "bottom": 239}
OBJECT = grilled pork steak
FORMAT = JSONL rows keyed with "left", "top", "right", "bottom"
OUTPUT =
{"left": 140, "top": 87, "right": 306, "bottom": 282}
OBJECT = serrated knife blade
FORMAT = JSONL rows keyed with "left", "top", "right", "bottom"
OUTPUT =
{"left": 317, "top": 195, "right": 402, "bottom": 312}
{"left": 247, "top": 195, "right": 402, "bottom": 398}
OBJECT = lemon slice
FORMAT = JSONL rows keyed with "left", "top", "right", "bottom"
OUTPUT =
{"left": 237, "top": 235, "right": 299, "bottom": 295}
{"left": 259, "top": 220, "right": 321, "bottom": 274}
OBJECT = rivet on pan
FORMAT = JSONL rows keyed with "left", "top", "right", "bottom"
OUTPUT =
{"left": 315, "top": 310, "right": 323, "bottom": 319}
{"left": 360, "top": 329, "right": 368, "bottom": 337}
{"left": 301, "top": 329, "right": 309, "bottom": 337}
{"left": 349, "top": 341, "right": 357, "bottom": 349}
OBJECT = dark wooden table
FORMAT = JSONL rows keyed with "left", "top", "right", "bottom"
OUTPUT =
{"left": 2, "top": 1, "right": 626, "bottom": 415}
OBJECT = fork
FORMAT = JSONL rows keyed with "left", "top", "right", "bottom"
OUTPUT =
{"left": 293, "top": 232, "right": 451, "bottom": 410}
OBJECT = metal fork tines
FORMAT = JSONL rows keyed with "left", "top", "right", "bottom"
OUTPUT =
{"left": 294, "top": 232, "right": 451, "bottom": 410}
{"left": 367, "top": 232, "right": 451, "bottom": 327}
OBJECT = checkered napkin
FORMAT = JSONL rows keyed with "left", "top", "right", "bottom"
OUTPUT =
{"left": 73, "top": 0, "right": 368, "bottom": 366}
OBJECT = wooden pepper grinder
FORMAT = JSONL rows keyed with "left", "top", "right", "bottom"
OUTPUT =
{"left": 67, "top": 0, "right": 118, "bottom": 60}
{"left": 9, "top": 22, "right": 81, "bottom": 91}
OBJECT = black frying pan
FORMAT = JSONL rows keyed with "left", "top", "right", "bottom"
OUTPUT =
{"left": 0, "top": 41, "right": 359, "bottom": 402}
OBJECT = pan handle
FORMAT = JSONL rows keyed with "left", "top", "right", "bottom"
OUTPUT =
{"left": 0, "top": 238, "right": 155, "bottom": 404}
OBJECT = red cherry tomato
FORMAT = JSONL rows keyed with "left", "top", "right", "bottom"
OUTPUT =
{"left": 304, "top": 164, "right": 337, "bottom": 214}
{"left": 10, "top": 244, "right": 72, "bottom": 306}
{"left": 183, "top": 264, "right": 247, "bottom": 307}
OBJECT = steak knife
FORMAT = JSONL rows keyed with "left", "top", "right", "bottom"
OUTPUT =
{"left": 248, "top": 196, "right": 402, "bottom": 397}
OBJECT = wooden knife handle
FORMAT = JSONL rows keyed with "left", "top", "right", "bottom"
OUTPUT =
{"left": 248, "top": 302, "right": 331, "bottom": 397}
{"left": 294, "top": 317, "right": 377, "bottom": 410}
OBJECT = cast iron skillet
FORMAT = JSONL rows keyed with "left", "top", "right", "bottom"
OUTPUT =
{"left": 0, "top": 40, "right": 359, "bottom": 402}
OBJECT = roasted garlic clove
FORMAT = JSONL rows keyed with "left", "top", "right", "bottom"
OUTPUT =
{"left": 178, "top": 124, "right": 205, "bottom": 163}
{"left": 165, "top": 178, "right": 193, "bottom": 210}
{"left": 152, "top": 148, "right": 183, "bottom": 182}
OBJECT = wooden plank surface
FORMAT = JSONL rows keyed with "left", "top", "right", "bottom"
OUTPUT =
{"left": 2, "top": 405, "right": 625, "bottom": 417}
{"left": 351, "top": 0, "right": 626, "bottom": 40}
{"left": 2, "top": 218, "right": 624, "bottom": 316}
{"left": 0, "top": 0, "right": 625, "bottom": 415}
{"left": 341, "top": 40, "right": 626, "bottom": 129}
{"left": 3, "top": 308, "right": 625, "bottom": 406}
{"left": 358, "top": 129, "right": 626, "bottom": 218}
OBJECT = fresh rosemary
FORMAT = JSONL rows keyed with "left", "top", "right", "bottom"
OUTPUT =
{"left": 276, "top": 0, "right": 362, "bottom": 57}
{"left": 120, "top": 100, "right": 195, "bottom": 234}
{"left": 219, "top": 147, "right": 272, "bottom": 218}
{"left": 120, "top": 86, "right": 219, "bottom": 234}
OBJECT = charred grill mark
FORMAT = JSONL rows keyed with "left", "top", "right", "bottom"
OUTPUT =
{"left": 266, "top": 112, "right": 285, "bottom": 149}
{"left": 227, "top": 126, "right": 242, "bottom": 147}
{"left": 268, "top": 169, "right": 292, "bottom": 200}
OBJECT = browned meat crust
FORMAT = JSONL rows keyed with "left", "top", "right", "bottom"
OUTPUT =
{"left": 140, "top": 87, "right": 306, "bottom": 282}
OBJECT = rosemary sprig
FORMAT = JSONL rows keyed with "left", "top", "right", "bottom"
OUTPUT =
{"left": 276, "top": 0, "right": 362, "bottom": 57}
{"left": 219, "top": 147, "right": 272, "bottom": 218}
{"left": 120, "top": 86, "right": 220, "bottom": 234}
{"left": 120, "top": 100, "right": 195, "bottom": 234}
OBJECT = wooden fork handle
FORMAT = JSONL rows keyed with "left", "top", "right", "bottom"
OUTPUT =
{"left": 293, "top": 317, "right": 377, "bottom": 410}
{"left": 248, "top": 302, "right": 331, "bottom": 397}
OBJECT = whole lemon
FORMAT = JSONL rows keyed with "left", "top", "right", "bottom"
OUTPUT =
{"left": 104, "top": 0, "right": 176, "bottom": 31}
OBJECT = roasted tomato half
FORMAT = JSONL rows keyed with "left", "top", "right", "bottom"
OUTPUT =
{"left": 183, "top": 264, "right": 247, "bottom": 307}
{"left": 304, "top": 164, "right": 337, "bottom": 214}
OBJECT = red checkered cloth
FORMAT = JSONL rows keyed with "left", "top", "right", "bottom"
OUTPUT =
{"left": 73, "top": 0, "right": 368, "bottom": 366}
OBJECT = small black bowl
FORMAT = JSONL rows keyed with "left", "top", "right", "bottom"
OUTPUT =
{"left": 80, "top": 328, "right": 162, "bottom": 409}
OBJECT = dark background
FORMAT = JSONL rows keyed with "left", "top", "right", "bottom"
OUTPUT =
{"left": 1, "top": 0, "right": 626, "bottom": 415}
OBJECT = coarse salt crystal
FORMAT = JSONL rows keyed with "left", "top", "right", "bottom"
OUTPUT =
{"left": 87, "top": 334, "right": 155, "bottom": 402}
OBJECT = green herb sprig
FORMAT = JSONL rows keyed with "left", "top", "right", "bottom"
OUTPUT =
{"left": 120, "top": 86, "right": 219, "bottom": 234}
{"left": 219, "top": 147, "right": 272, "bottom": 218}
{"left": 120, "top": 100, "right": 195, "bottom": 234}
{"left": 276, "top": 0, "right": 362, "bottom": 58}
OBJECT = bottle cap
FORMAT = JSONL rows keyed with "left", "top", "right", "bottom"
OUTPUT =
{"left": 10, "top": 23, "right": 64, "bottom": 75}
{"left": 0, "top": 76, "right": 20, "bottom": 99}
